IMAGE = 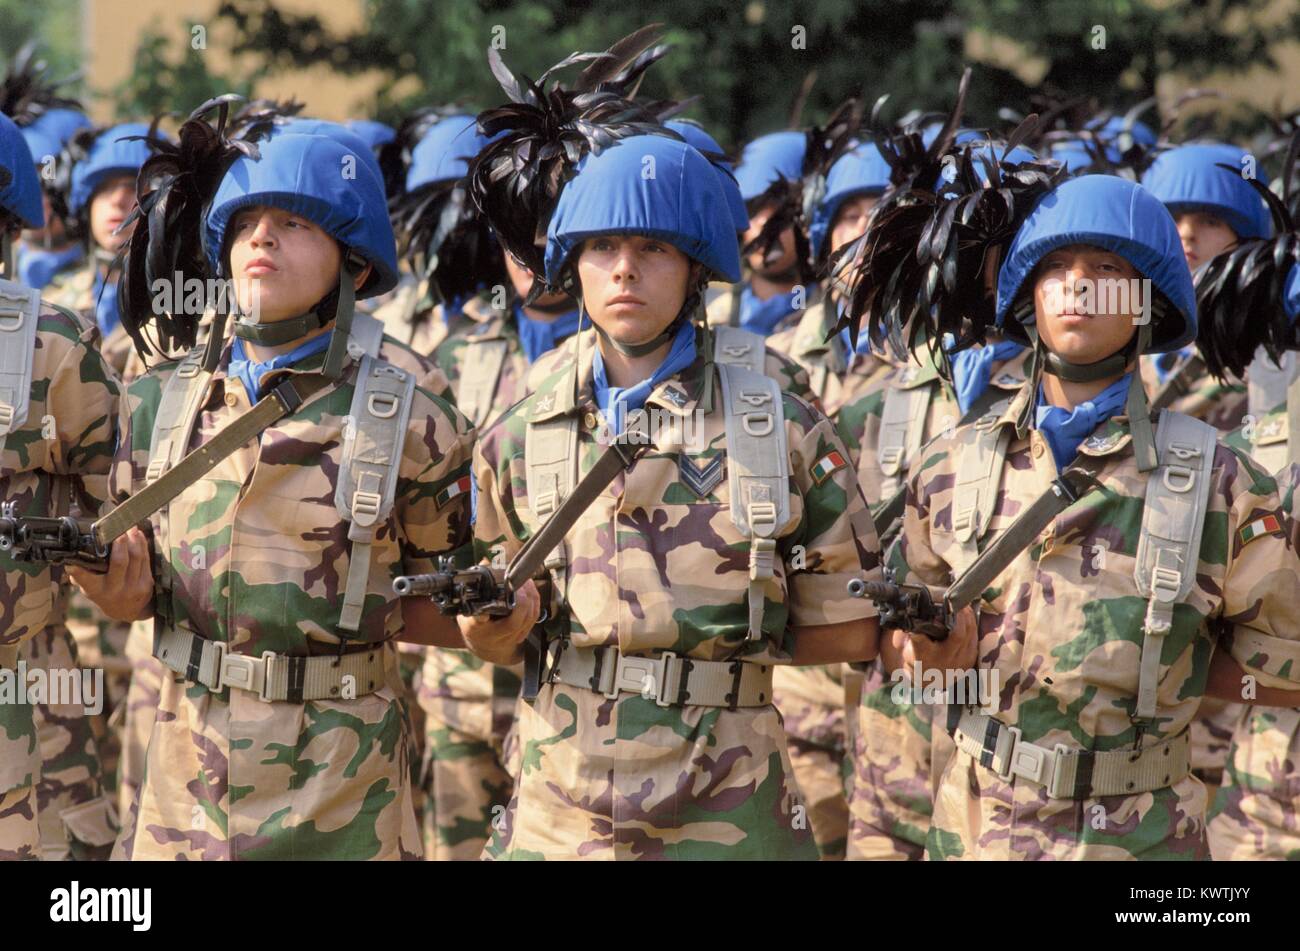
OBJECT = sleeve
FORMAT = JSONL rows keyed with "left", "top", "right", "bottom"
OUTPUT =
{"left": 48, "top": 330, "right": 121, "bottom": 510}
{"left": 468, "top": 414, "right": 527, "bottom": 569}
{"left": 885, "top": 443, "right": 956, "bottom": 588}
{"left": 1220, "top": 453, "right": 1300, "bottom": 690}
{"left": 783, "top": 397, "right": 882, "bottom": 627}
{"left": 395, "top": 390, "right": 476, "bottom": 577}
{"left": 764, "top": 349, "right": 815, "bottom": 407}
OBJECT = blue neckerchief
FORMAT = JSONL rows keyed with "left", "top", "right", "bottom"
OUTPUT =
{"left": 1152, "top": 344, "right": 1194, "bottom": 385}
{"left": 1034, "top": 374, "right": 1132, "bottom": 471}
{"left": 91, "top": 269, "right": 122, "bottom": 340}
{"left": 228, "top": 332, "right": 332, "bottom": 403}
{"left": 739, "top": 285, "right": 799, "bottom": 336}
{"left": 17, "top": 244, "right": 84, "bottom": 290}
{"left": 514, "top": 302, "right": 581, "bottom": 365}
{"left": 947, "top": 336, "right": 1024, "bottom": 415}
{"left": 593, "top": 320, "right": 697, "bottom": 434}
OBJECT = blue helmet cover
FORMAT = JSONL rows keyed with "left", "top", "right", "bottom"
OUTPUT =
{"left": 0, "top": 113, "right": 44, "bottom": 228}
{"left": 274, "top": 118, "right": 388, "bottom": 198}
{"left": 1141, "top": 142, "right": 1272, "bottom": 241}
{"left": 405, "top": 115, "right": 494, "bottom": 192}
{"left": 545, "top": 134, "right": 742, "bottom": 285}
{"left": 345, "top": 119, "right": 396, "bottom": 151}
{"left": 734, "top": 130, "right": 805, "bottom": 202}
{"left": 996, "top": 175, "right": 1196, "bottom": 352}
{"left": 809, "top": 141, "right": 891, "bottom": 259}
{"left": 206, "top": 132, "right": 399, "bottom": 298}
{"left": 665, "top": 120, "right": 749, "bottom": 234}
{"left": 69, "top": 122, "right": 154, "bottom": 215}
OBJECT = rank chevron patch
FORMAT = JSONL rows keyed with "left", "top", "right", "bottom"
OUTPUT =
{"left": 679, "top": 452, "right": 725, "bottom": 498}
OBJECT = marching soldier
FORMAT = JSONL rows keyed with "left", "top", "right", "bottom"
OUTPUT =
{"left": 68, "top": 114, "right": 476, "bottom": 860}
{"left": 858, "top": 171, "right": 1300, "bottom": 860}
{"left": 0, "top": 111, "right": 122, "bottom": 860}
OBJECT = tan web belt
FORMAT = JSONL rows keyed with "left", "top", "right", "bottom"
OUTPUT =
{"left": 155, "top": 627, "right": 388, "bottom": 703}
{"left": 550, "top": 645, "right": 774, "bottom": 709}
{"left": 953, "top": 710, "right": 1191, "bottom": 799}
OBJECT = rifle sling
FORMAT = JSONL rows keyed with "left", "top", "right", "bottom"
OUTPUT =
{"left": 943, "top": 462, "right": 1103, "bottom": 613}
{"left": 871, "top": 485, "right": 907, "bottom": 541}
{"left": 93, "top": 376, "right": 332, "bottom": 547}
{"left": 1150, "top": 352, "right": 1205, "bottom": 411}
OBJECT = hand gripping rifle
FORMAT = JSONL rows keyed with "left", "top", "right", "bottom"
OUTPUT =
{"left": 848, "top": 464, "right": 1102, "bottom": 641}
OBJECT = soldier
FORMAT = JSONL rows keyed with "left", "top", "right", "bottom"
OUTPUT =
{"left": 67, "top": 118, "right": 475, "bottom": 860}
{"left": 455, "top": 72, "right": 884, "bottom": 854}
{"left": 859, "top": 171, "right": 1300, "bottom": 860}
{"left": 1140, "top": 142, "right": 1273, "bottom": 429}
{"left": 0, "top": 112, "right": 122, "bottom": 860}
{"left": 16, "top": 108, "right": 91, "bottom": 291}
{"left": 707, "top": 130, "right": 809, "bottom": 336}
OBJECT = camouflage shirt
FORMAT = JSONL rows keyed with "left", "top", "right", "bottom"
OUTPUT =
{"left": 704, "top": 279, "right": 807, "bottom": 337}
{"left": 433, "top": 296, "right": 530, "bottom": 430}
{"left": 890, "top": 382, "right": 1300, "bottom": 859}
{"left": 1140, "top": 351, "right": 1248, "bottom": 432}
{"left": 766, "top": 291, "right": 891, "bottom": 418}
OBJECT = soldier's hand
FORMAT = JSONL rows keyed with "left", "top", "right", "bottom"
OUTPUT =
{"left": 903, "top": 605, "right": 977, "bottom": 675}
{"left": 458, "top": 579, "right": 541, "bottom": 665}
{"left": 66, "top": 526, "right": 154, "bottom": 622}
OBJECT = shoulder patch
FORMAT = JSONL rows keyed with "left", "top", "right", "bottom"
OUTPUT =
{"left": 1238, "top": 513, "right": 1282, "bottom": 547}
{"left": 436, "top": 475, "right": 472, "bottom": 509}
{"left": 810, "top": 449, "right": 848, "bottom": 485}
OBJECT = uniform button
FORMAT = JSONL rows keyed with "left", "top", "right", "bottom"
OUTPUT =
{"left": 1032, "top": 442, "right": 1044, "bottom": 459}
{"left": 584, "top": 412, "right": 598, "bottom": 430}
{"left": 225, "top": 392, "right": 238, "bottom": 407}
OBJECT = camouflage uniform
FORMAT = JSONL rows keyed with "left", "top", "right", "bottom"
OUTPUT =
{"left": 108, "top": 334, "right": 474, "bottom": 860}
{"left": 1139, "top": 353, "right": 1248, "bottom": 433}
{"left": 372, "top": 280, "right": 476, "bottom": 358}
{"left": 888, "top": 381, "right": 1300, "bottom": 860}
{"left": 0, "top": 303, "right": 120, "bottom": 860}
{"left": 767, "top": 293, "right": 890, "bottom": 417}
{"left": 839, "top": 348, "right": 1025, "bottom": 860}
{"left": 418, "top": 294, "right": 532, "bottom": 860}
{"left": 472, "top": 336, "right": 881, "bottom": 860}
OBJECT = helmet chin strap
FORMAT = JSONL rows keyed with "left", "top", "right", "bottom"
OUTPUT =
{"left": 226, "top": 255, "right": 361, "bottom": 381}
{"left": 0, "top": 230, "right": 14, "bottom": 280}
{"left": 1023, "top": 321, "right": 1157, "bottom": 472}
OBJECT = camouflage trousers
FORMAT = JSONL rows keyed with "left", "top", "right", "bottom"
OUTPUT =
{"left": 1208, "top": 705, "right": 1300, "bottom": 860}
{"left": 0, "top": 645, "right": 40, "bottom": 860}
{"left": 773, "top": 665, "right": 850, "bottom": 860}
{"left": 115, "top": 643, "right": 421, "bottom": 861}
{"left": 116, "top": 620, "right": 163, "bottom": 821}
{"left": 486, "top": 681, "right": 818, "bottom": 860}
{"left": 1189, "top": 697, "right": 1243, "bottom": 788}
{"left": 845, "top": 664, "right": 953, "bottom": 861}
{"left": 66, "top": 589, "right": 132, "bottom": 798}
{"left": 417, "top": 648, "right": 519, "bottom": 860}
{"left": 928, "top": 747, "right": 1210, "bottom": 860}
{"left": 23, "top": 625, "right": 118, "bottom": 860}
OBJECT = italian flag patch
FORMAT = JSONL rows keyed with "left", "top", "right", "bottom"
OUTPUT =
{"left": 436, "top": 475, "right": 472, "bottom": 509}
{"left": 810, "top": 450, "right": 848, "bottom": 486}
{"left": 1238, "top": 514, "right": 1282, "bottom": 547}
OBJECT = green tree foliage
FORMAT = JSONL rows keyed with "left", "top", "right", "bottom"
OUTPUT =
{"left": 111, "top": 26, "right": 260, "bottom": 121}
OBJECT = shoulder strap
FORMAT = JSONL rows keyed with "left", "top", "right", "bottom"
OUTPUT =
{"left": 525, "top": 408, "right": 581, "bottom": 600}
{"left": 876, "top": 381, "right": 935, "bottom": 498}
{"left": 949, "top": 410, "right": 1014, "bottom": 574}
{"left": 457, "top": 332, "right": 510, "bottom": 428}
{"left": 0, "top": 279, "right": 41, "bottom": 446}
{"left": 349, "top": 310, "right": 385, "bottom": 359}
{"left": 718, "top": 362, "right": 791, "bottom": 642}
{"left": 335, "top": 355, "right": 417, "bottom": 633}
{"left": 712, "top": 325, "right": 767, "bottom": 376}
{"left": 1132, "top": 411, "right": 1217, "bottom": 721}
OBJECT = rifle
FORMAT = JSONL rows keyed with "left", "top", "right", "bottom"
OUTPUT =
{"left": 848, "top": 464, "right": 1102, "bottom": 642}
{"left": 392, "top": 556, "right": 516, "bottom": 618}
{"left": 0, "top": 502, "right": 110, "bottom": 571}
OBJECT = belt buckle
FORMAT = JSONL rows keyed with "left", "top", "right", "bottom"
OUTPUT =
{"left": 1003, "top": 726, "right": 1052, "bottom": 786}
{"left": 216, "top": 649, "right": 276, "bottom": 701}
{"left": 614, "top": 655, "right": 660, "bottom": 701}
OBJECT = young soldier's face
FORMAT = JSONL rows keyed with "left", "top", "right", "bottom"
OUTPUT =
{"left": 576, "top": 235, "right": 691, "bottom": 345}
{"left": 228, "top": 205, "right": 353, "bottom": 322}
{"left": 88, "top": 174, "right": 137, "bottom": 251}
{"left": 829, "top": 194, "right": 878, "bottom": 256}
{"left": 1032, "top": 244, "right": 1142, "bottom": 364}
{"left": 742, "top": 201, "right": 797, "bottom": 277}
{"left": 1174, "top": 211, "right": 1238, "bottom": 272}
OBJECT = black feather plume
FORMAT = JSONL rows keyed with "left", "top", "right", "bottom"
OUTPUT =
{"left": 0, "top": 41, "right": 82, "bottom": 126}
{"left": 112, "top": 95, "right": 255, "bottom": 358}
{"left": 1195, "top": 146, "right": 1300, "bottom": 381}
{"left": 466, "top": 28, "right": 677, "bottom": 301}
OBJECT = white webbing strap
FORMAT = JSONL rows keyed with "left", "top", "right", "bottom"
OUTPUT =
{"left": 457, "top": 333, "right": 510, "bottom": 428}
{"left": 347, "top": 310, "right": 386, "bottom": 360}
{"left": 1132, "top": 411, "right": 1217, "bottom": 721}
{"left": 949, "top": 410, "right": 1013, "bottom": 574}
{"left": 335, "top": 355, "right": 416, "bottom": 632}
{"left": 712, "top": 325, "right": 767, "bottom": 376}
{"left": 718, "top": 363, "right": 790, "bottom": 642}
{"left": 0, "top": 279, "right": 40, "bottom": 445}
{"left": 876, "top": 381, "right": 934, "bottom": 499}
{"left": 524, "top": 412, "right": 580, "bottom": 586}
